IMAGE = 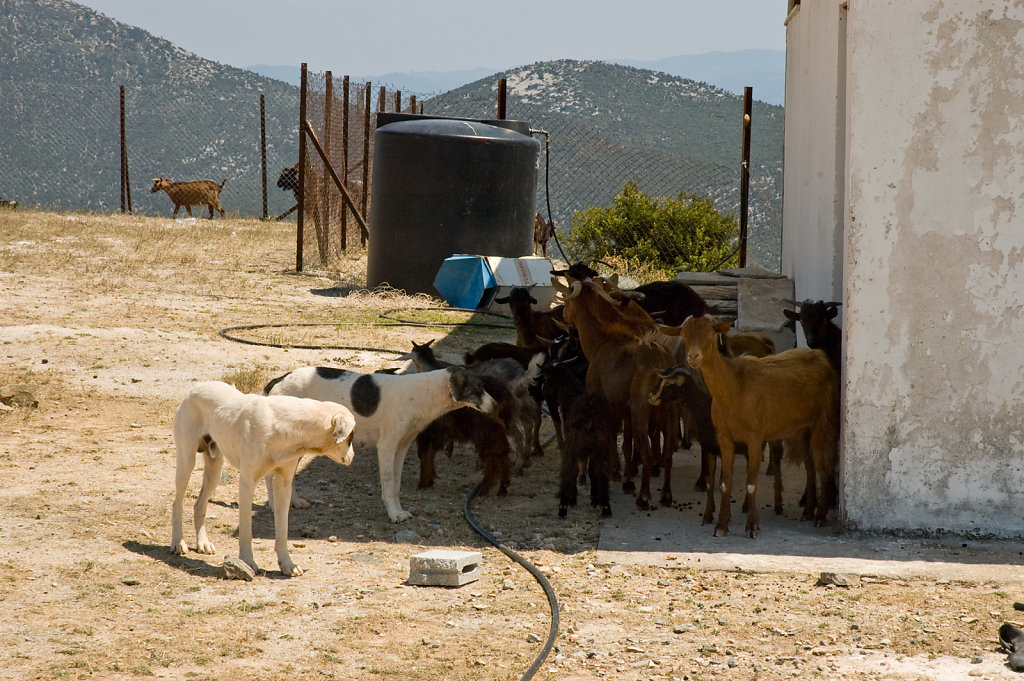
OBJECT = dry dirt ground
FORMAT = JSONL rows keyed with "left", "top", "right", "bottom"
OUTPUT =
{"left": 2, "top": 210, "right": 1023, "bottom": 681}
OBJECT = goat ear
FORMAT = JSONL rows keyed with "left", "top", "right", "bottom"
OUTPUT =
{"left": 493, "top": 296, "right": 509, "bottom": 304}
{"left": 783, "top": 309, "right": 800, "bottom": 321}
{"left": 712, "top": 320, "right": 732, "bottom": 334}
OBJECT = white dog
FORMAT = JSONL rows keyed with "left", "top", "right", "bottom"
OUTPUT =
{"left": 263, "top": 366, "right": 497, "bottom": 523}
{"left": 171, "top": 381, "right": 356, "bottom": 577}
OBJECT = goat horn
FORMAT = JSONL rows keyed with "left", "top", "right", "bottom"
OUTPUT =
{"left": 590, "top": 280, "right": 622, "bottom": 306}
{"left": 550, "top": 277, "right": 570, "bottom": 295}
{"left": 564, "top": 280, "right": 582, "bottom": 300}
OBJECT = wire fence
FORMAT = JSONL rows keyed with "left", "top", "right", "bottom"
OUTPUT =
{"left": 0, "top": 69, "right": 782, "bottom": 285}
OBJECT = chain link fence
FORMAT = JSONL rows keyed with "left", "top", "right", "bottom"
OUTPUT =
{"left": 1, "top": 69, "right": 782, "bottom": 283}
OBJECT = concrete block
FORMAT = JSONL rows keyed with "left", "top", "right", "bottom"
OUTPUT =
{"left": 736, "top": 275, "right": 796, "bottom": 350}
{"left": 409, "top": 549, "right": 482, "bottom": 587}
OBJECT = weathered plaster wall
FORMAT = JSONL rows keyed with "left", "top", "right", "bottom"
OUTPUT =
{"left": 842, "top": 1, "right": 1024, "bottom": 535}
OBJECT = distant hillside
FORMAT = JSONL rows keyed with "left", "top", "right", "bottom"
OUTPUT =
{"left": 425, "top": 60, "right": 784, "bottom": 267}
{"left": 246, "top": 64, "right": 496, "bottom": 96}
{"left": 0, "top": 2, "right": 783, "bottom": 265}
{"left": 621, "top": 50, "right": 786, "bottom": 106}
{"left": 0, "top": 0, "right": 300, "bottom": 216}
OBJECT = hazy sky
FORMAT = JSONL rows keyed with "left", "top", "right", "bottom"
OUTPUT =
{"left": 76, "top": 0, "right": 787, "bottom": 75}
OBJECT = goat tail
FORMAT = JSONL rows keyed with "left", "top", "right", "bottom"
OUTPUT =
{"left": 219, "top": 178, "right": 228, "bottom": 189}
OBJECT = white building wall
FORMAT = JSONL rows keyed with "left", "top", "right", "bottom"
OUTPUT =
{"left": 781, "top": 0, "right": 845, "bottom": 305}
{"left": 786, "top": 0, "right": 1024, "bottom": 536}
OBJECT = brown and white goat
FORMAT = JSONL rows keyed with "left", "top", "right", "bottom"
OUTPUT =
{"left": 675, "top": 315, "right": 839, "bottom": 538}
{"left": 150, "top": 176, "right": 227, "bottom": 219}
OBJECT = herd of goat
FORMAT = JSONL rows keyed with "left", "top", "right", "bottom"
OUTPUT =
{"left": 399, "top": 263, "right": 843, "bottom": 539}
{"left": 143, "top": 167, "right": 844, "bottom": 538}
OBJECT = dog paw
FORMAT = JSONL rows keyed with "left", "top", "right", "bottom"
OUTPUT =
{"left": 389, "top": 510, "right": 413, "bottom": 523}
{"left": 170, "top": 540, "right": 188, "bottom": 555}
{"left": 196, "top": 539, "right": 216, "bottom": 555}
{"left": 280, "top": 562, "right": 303, "bottom": 577}
{"left": 291, "top": 496, "right": 311, "bottom": 510}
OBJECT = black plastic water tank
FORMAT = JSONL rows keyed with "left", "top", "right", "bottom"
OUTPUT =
{"left": 366, "top": 116, "right": 541, "bottom": 296}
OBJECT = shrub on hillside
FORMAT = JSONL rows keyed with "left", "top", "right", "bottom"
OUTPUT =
{"left": 565, "top": 180, "right": 738, "bottom": 275}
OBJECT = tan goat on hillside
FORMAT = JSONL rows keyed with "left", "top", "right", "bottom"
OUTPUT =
{"left": 150, "top": 176, "right": 227, "bottom": 219}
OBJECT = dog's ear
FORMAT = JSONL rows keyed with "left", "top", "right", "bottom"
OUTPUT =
{"left": 331, "top": 410, "right": 355, "bottom": 443}
{"left": 328, "top": 410, "right": 356, "bottom": 466}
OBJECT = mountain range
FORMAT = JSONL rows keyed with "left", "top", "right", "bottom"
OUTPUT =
{"left": 0, "top": 0, "right": 784, "bottom": 266}
{"left": 246, "top": 49, "right": 785, "bottom": 106}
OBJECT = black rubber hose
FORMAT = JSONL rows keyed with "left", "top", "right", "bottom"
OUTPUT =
{"left": 463, "top": 480, "right": 559, "bottom": 681}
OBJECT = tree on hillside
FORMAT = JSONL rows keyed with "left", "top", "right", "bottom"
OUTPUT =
{"left": 565, "top": 180, "right": 738, "bottom": 276}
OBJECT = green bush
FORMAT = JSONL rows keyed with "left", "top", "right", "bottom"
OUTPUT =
{"left": 564, "top": 180, "right": 738, "bottom": 275}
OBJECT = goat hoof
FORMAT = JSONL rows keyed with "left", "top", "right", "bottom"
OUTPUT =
{"left": 635, "top": 497, "right": 651, "bottom": 511}
{"left": 712, "top": 526, "right": 729, "bottom": 537}
{"left": 558, "top": 507, "right": 568, "bottom": 518}
{"left": 693, "top": 478, "right": 708, "bottom": 492}
{"left": 746, "top": 527, "right": 760, "bottom": 539}
{"left": 660, "top": 495, "right": 673, "bottom": 508}
{"left": 622, "top": 480, "right": 636, "bottom": 494}
{"left": 601, "top": 507, "right": 612, "bottom": 517}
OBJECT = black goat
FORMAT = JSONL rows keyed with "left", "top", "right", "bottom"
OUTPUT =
{"left": 544, "top": 358, "right": 614, "bottom": 518}
{"left": 276, "top": 164, "right": 299, "bottom": 201}
{"left": 784, "top": 300, "right": 842, "bottom": 373}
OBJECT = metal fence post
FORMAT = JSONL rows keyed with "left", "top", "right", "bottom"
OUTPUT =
{"left": 739, "top": 86, "right": 752, "bottom": 268}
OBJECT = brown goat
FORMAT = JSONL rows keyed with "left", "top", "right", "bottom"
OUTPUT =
{"left": 676, "top": 315, "right": 839, "bottom": 538}
{"left": 533, "top": 213, "right": 556, "bottom": 256}
{"left": 557, "top": 276, "right": 675, "bottom": 510}
{"left": 494, "top": 286, "right": 566, "bottom": 352}
{"left": 150, "top": 176, "right": 227, "bottom": 219}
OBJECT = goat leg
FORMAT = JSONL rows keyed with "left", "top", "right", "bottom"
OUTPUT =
{"left": 768, "top": 440, "right": 784, "bottom": 515}
{"left": 621, "top": 418, "right": 637, "bottom": 494}
{"left": 633, "top": 414, "right": 653, "bottom": 511}
{"left": 589, "top": 457, "right": 612, "bottom": 517}
{"left": 742, "top": 438, "right": 763, "bottom": 538}
{"left": 702, "top": 453, "right": 717, "bottom": 525}
{"left": 558, "top": 444, "right": 579, "bottom": 518}
{"left": 713, "top": 437, "right": 735, "bottom": 536}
